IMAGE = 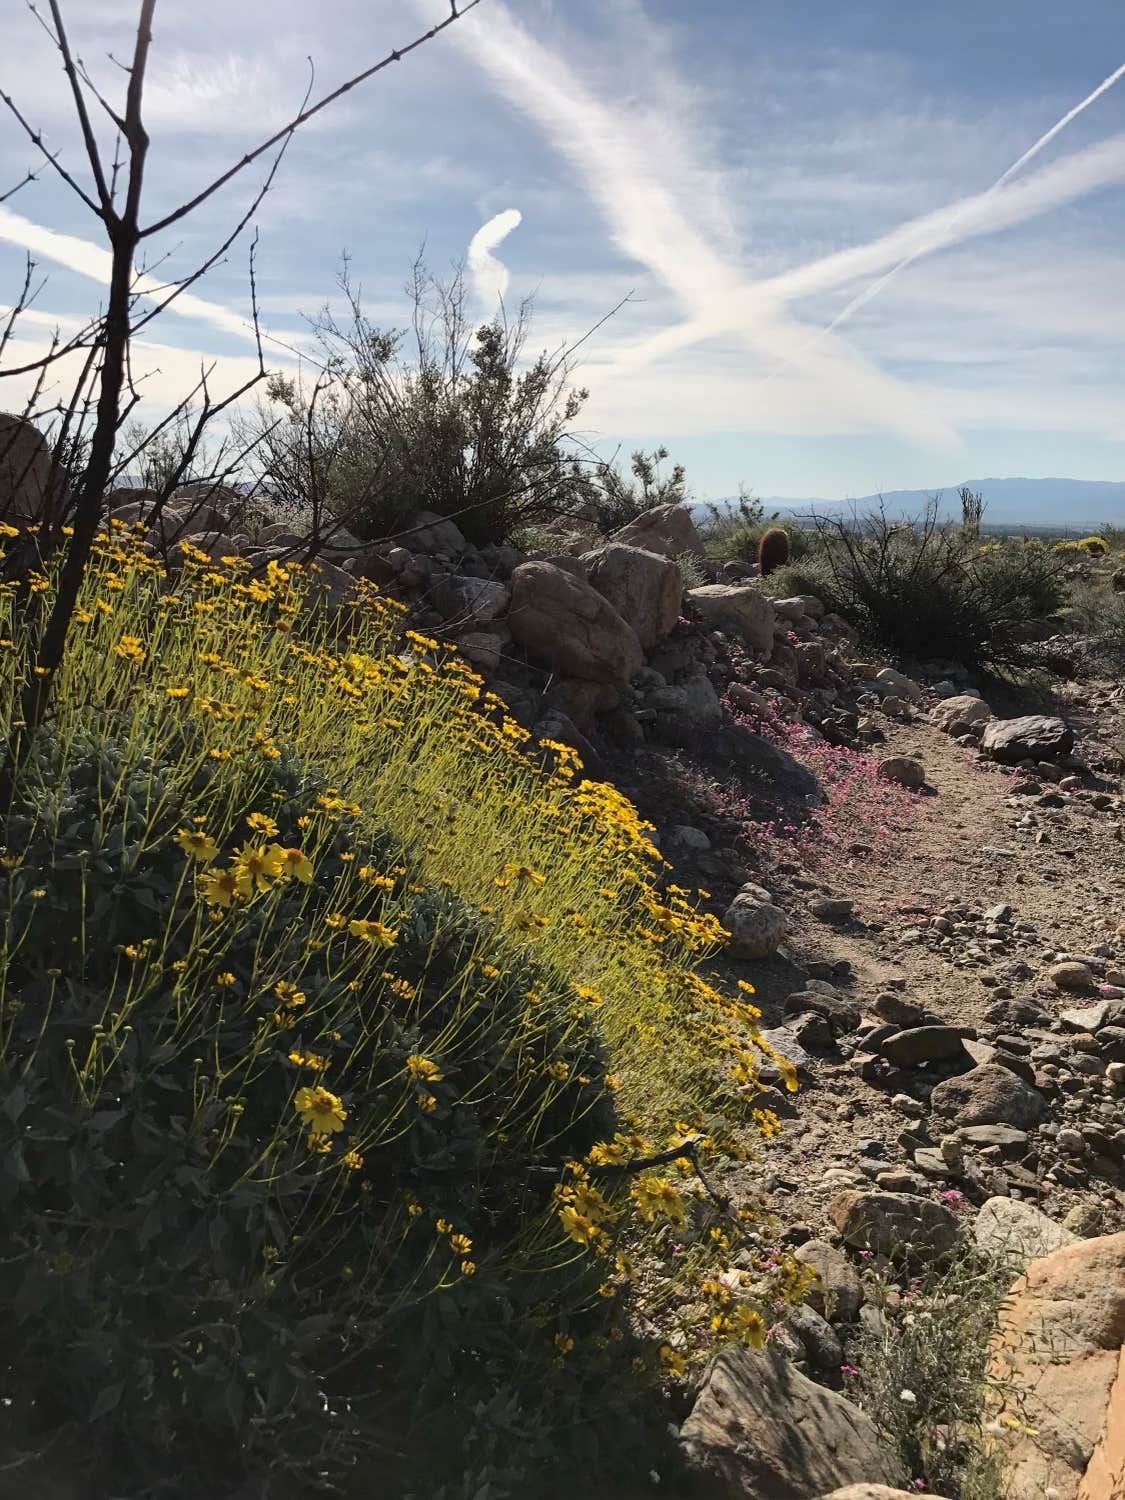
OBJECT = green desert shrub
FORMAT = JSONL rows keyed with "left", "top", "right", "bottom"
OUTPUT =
{"left": 579, "top": 445, "right": 689, "bottom": 535}
{"left": 240, "top": 264, "right": 590, "bottom": 547}
{"left": 1063, "top": 577, "right": 1125, "bottom": 675}
{"left": 850, "top": 1241, "right": 1011, "bottom": 1499}
{"left": 809, "top": 505, "right": 1068, "bottom": 671}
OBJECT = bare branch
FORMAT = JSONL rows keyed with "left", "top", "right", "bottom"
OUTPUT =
{"left": 138, "top": 0, "right": 484, "bottom": 239}
{"left": 41, "top": 0, "right": 114, "bottom": 214}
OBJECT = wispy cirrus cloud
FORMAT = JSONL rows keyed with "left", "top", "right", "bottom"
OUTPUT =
{"left": 0, "top": 205, "right": 274, "bottom": 346}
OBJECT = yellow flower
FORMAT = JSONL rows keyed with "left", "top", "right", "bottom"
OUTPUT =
{"left": 554, "top": 1333, "right": 574, "bottom": 1356}
{"left": 215, "top": 972, "right": 237, "bottom": 988}
{"left": 111, "top": 634, "right": 145, "bottom": 664}
{"left": 274, "top": 980, "right": 307, "bottom": 1008}
{"left": 449, "top": 1233, "right": 472, "bottom": 1255}
{"left": 348, "top": 918, "right": 398, "bottom": 947}
{"left": 246, "top": 811, "right": 279, "bottom": 837}
{"left": 730, "top": 1304, "right": 767, "bottom": 1348}
{"left": 121, "top": 943, "right": 149, "bottom": 961}
{"left": 324, "top": 911, "right": 347, "bottom": 929}
{"left": 272, "top": 846, "right": 313, "bottom": 883}
{"left": 165, "top": 685, "right": 190, "bottom": 699}
{"left": 231, "top": 841, "right": 283, "bottom": 893}
{"left": 288, "top": 1048, "right": 329, "bottom": 1069}
{"left": 558, "top": 1205, "right": 599, "bottom": 1246}
{"left": 546, "top": 1060, "right": 570, "bottom": 1082}
{"left": 198, "top": 868, "right": 245, "bottom": 908}
{"left": 294, "top": 1085, "right": 347, "bottom": 1134}
{"left": 175, "top": 828, "right": 219, "bottom": 862}
{"left": 415, "top": 1093, "right": 437, "bottom": 1113}
{"left": 659, "top": 1345, "right": 687, "bottom": 1377}
{"left": 341, "top": 1149, "right": 364, "bottom": 1170}
{"left": 630, "top": 1175, "right": 686, "bottom": 1226}
{"left": 435, "top": 1218, "right": 453, "bottom": 1234}
{"left": 307, "top": 1132, "right": 332, "bottom": 1154}
{"left": 406, "top": 1054, "right": 442, "bottom": 1083}
{"left": 460, "top": 1260, "right": 476, "bottom": 1276}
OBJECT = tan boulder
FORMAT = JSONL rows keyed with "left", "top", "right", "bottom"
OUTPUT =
{"left": 0, "top": 412, "right": 55, "bottom": 523}
{"left": 816, "top": 1488, "right": 949, "bottom": 1499}
{"left": 608, "top": 501, "right": 703, "bottom": 558}
{"left": 988, "top": 1231, "right": 1125, "bottom": 1500}
{"left": 680, "top": 1345, "right": 906, "bottom": 1499}
{"left": 688, "top": 583, "right": 775, "bottom": 656}
{"left": 583, "top": 543, "right": 682, "bottom": 651}
{"left": 508, "top": 560, "right": 643, "bottom": 686}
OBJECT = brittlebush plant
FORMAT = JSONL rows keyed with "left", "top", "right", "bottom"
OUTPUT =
{"left": 0, "top": 522, "right": 798, "bottom": 1496}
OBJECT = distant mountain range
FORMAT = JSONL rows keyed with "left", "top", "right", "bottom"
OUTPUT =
{"left": 699, "top": 477, "right": 1125, "bottom": 532}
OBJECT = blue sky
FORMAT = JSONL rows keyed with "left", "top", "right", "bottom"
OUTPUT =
{"left": 1, "top": 0, "right": 1123, "bottom": 501}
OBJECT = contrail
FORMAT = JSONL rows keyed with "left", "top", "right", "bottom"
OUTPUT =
{"left": 467, "top": 208, "right": 522, "bottom": 308}
{"left": 811, "top": 60, "right": 1125, "bottom": 342}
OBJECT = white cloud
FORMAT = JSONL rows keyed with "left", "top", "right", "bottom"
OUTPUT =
{"left": 448, "top": 0, "right": 957, "bottom": 448}
{"left": 0, "top": 205, "right": 274, "bottom": 346}
{"left": 467, "top": 208, "right": 522, "bottom": 309}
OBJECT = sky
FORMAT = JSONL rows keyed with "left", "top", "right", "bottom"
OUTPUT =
{"left": 0, "top": 0, "right": 1123, "bottom": 503}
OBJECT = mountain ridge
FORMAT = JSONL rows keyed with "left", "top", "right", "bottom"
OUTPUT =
{"left": 699, "top": 476, "right": 1125, "bottom": 529}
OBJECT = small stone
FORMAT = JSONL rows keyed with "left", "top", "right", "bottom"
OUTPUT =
{"left": 878, "top": 1025, "right": 967, "bottom": 1068}
{"left": 793, "top": 1239, "right": 864, "bottom": 1322}
{"left": 973, "top": 1196, "right": 1077, "bottom": 1270}
{"left": 890, "top": 1092, "right": 926, "bottom": 1119}
{"left": 984, "top": 903, "right": 1013, "bottom": 923}
{"left": 787, "top": 1303, "right": 844, "bottom": 1370}
{"left": 871, "top": 993, "right": 928, "bottom": 1028}
{"left": 724, "top": 892, "right": 788, "bottom": 959}
{"left": 1107, "top": 1061, "right": 1125, "bottom": 1085}
{"left": 810, "top": 896, "right": 854, "bottom": 923}
{"left": 1049, "top": 961, "right": 1096, "bottom": 991}
{"left": 929, "top": 1063, "right": 1047, "bottom": 1127}
{"left": 1061, "top": 1203, "right": 1104, "bottom": 1236}
{"left": 877, "top": 756, "right": 926, "bottom": 789}
{"left": 1055, "top": 1127, "right": 1086, "bottom": 1156}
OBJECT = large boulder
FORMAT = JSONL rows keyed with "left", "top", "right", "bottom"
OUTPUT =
{"left": 980, "top": 714, "right": 1074, "bottom": 764}
{"left": 930, "top": 694, "right": 992, "bottom": 732}
{"left": 688, "top": 583, "right": 775, "bottom": 657}
{"left": 584, "top": 543, "right": 682, "bottom": 651}
{"left": 508, "top": 560, "right": 643, "bottom": 686}
{"left": 974, "top": 1196, "right": 1078, "bottom": 1272}
{"left": 929, "top": 1063, "right": 1047, "bottom": 1128}
{"left": 713, "top": 722, "right": 820, "bottom": 800}
{"left": 828, "top": 1189, "right": 959, "bottom": 1259}
{"left": 0, "top": 412, "right": 54, "bottom": 524}
{"left": 609, "top": 502, "right": 703, "bottom": 558}
{"left": 680, "top": 1345, "right": 906, "bottom": 1499}
{"left": 988, "top": 1231, "right": 1125, "bottom": 1500}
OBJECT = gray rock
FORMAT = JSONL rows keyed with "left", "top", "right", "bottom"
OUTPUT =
{"left": 929, "top": 1063, "right": 1047, "bottom": 1128}
{"left": 828, "top": 1189, "right": 960, "bottom": 1259}
{"left": 980, "top": 714, "right": 1074, "bottom": 764}
{"left": 873, "top": 666, "right": 922, "bottom": 703}
{"left": 809, "top": 896, "right": 854, "bottom": 923}
{"left": 930, "top": 694, "right": 993, "bottom": 732}
{"left": 431, "top": 574, "right": 510, "bottom": 625}
{"left": 973, "top": 1195, "right": 1078, "bottom": 1271}
{"left": 609, "top": 501, "right": 703, "bottom": 559}
{"left": 402, "top": 509, "right": 467, "bottom": 556}
{"left": 879, "top": 1025, "right": 966, "bottom": 1068}
{"left": 680, "top": 1346, "right": 906, "bottom": 1499}
{"left": 872, "top": 992, "right": 929, "bottom": 1028}
{"left": 794, "top": 1239, "right": 864, "bottom": 1322}
{"left": 954, "top": 1124, "right": 1029, "bottom": 1153}
{"left": 783, "top": 989, "right": 861, "bottom": 1031}
{"left": 584, "top": 542, "right": 682, "bottom": 651}
{"left": 787, "top": 1303, "right": 844, "bottom": 1370}
{"left": 724, "top": 892, "right": 788, "bottom": 959}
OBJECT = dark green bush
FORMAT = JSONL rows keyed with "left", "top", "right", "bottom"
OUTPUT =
{"left": 701, "top": 495, "right": 809, "bottom": 568}
{"left": 241, "top": 265, "right": 590, "bottom": 547}
{"left": 809, "top": 506, "right": 1068, "bottom": 671}
{"left": 0, "top": 724, "right": 665, "bottom": 1499}
{"left": 579, "top": 446, "right": 689, "bottom": 535}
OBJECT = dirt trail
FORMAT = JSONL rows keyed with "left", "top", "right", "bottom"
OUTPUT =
{"left": 731, "top": 684, "right": 1125, "bottom": 1236}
